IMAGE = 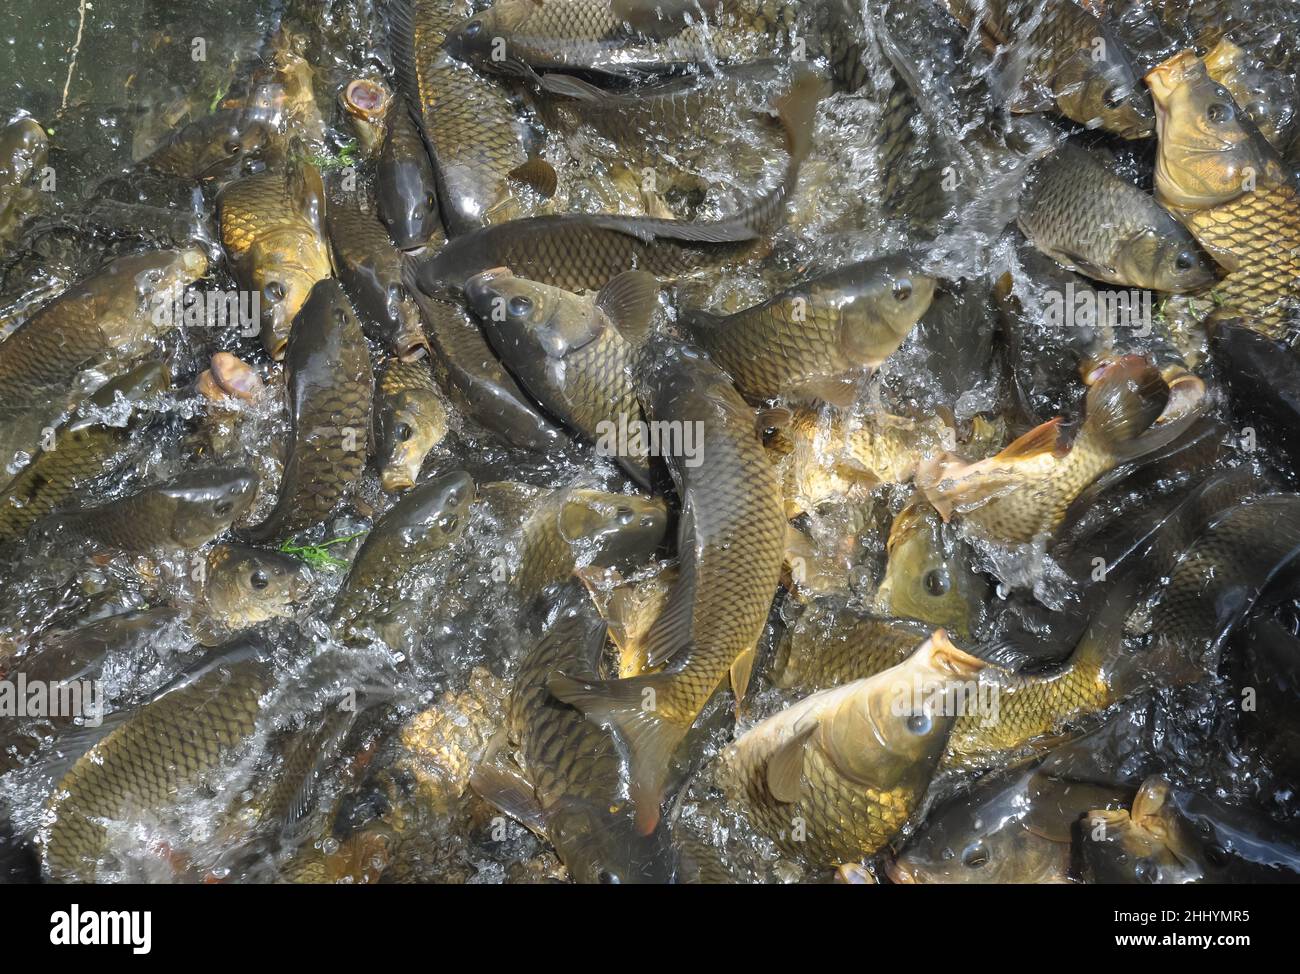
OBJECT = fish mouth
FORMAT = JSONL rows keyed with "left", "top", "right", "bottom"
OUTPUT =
{"left": 209, "top": 352, "right": 263, "bottom": 401}
{"left": 381, "top": 468, "right": 416, "bottom": 492}
{"left": 1144, "top": 50, "right": 1201, "bottom": 105}
{"left": 925, "top": 630, "right": 985, "bottom": 678}
{"left": 397, "top": 334, "right": 431, "bottom": 363}
{"left": 343, "top": 79, "right": 391, "bottom": 120}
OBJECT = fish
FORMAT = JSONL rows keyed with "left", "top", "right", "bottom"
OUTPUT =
{"left": 42, "top": 636, "right": 274, "bottom": 882}
{"left": 217, "top": 156, "right": 333, "bottom": 359}
{"left": 772, "top": 598, "right": 933, "bottom": 693}
{"left": 479, "top": 481, "right": 668, "bottom": 601}
{"left": 472, "top": 588, "right": 677, "bottom": 883}
{"left": 463, "top": 268, "right": 660, "bottom": 486}
{"left": 717, "top": 630, "right": 987, "bottom": 867}
{"left": 918, "top": 356, "right": 1176, "bottom": 545}
{"left": 1017, "top": 141, "right": 1216, "bottom": 292}
{"left": 413, "top": 67, "right": 825, "bottom": 295}
{"left": 327, "top": 192, "right": 431, "bottom": 361}
{"left": 765, "top": 408, "right": 954, "bottom": 516}
{"left": 373, "top": 357, "right": 451, "bottom": 493}
{"left": 35, "top": 467, "right": 257, "bottom": 553}
{"left": 549, "top": 340, "right": 786, "bottom": 832}
{"left": 0, "top": 117, "right": 48, "bottom": 246}
{"left": 339, "top": 78, "right": 393, "bottom": 160}
{"left": 681, "top": 256, "right": 936, "bottom": 402}
{"left": 139, "top": 107, "right": 276, "bottom": 182}
{"left": 331, "top": 469, "right": 475, "bottom": 636}
{"left": 376, "top": 99, "right": 441, "bottom": 250}
{"left": 442, "top": 0, "right": 798, "bottom": 80}
{"left": 872, "top": 500, "right": 989, "bottom": 640}
{"left": 388, "top": 0, "right": 554, "bottom": 236}
{"left": 407, "top": 280, "right": 569, "bottom": 452}
{"left": 889, "top": 767, "right": 1129, "bottom": 883}
{"left": 1146, "top": 50, "right": 1300, "bottom": 337}
{"left": 1212, "top": 322, "right": 1300, "bottom": 471}
{"left": 0, "top": 249, "right": 207, "bottom": 416}
{"left": 948, "top": 0, "right": 1156, "bottom": 138}
{"left": 239, "top": 280, "right": 372, "bottom": 542}
{"left": 201, "top": 544, "right": 308, "bottom": 637}
{"left": 0, "top": 361, "right": 166, "bottom": 546}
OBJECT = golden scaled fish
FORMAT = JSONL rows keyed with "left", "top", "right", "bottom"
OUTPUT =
{"left": 765, "top": 405, "right": 954, "bottom": 516}
{"left": 373, "top": 357, "right": 450, "bottom": 493}
{"left": 550, "top": 342, "right": 786, "bottom": 833}
{"left": 772, "top": 598, "right": 932, "bottom": 694}
{"left": 1146, "top": 50, "right": 1300, "bottom": 338}
{"left": 717, "top": 630, "right": 987, "bottom": 868}
{"left": 871, "top": 499, "right": 989, "bottom": 640}
{"left": 200, "top": 543, "right": 308, "bottom": 639}
{"left": 218, "top": 156, "right": 333, "bottom": 359}
{"left": 917, "top": 356, "right": 1175, "bottom": 545}
{"left": 682, "top": 255, "right": 936, "bottom": 403}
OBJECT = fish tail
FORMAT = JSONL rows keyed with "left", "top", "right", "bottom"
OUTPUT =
{"left": 548, "top": 671, "right": 686, "bottom": 834}
{"left": 1079, "top": 355, "right": 1170, "bottom": 459}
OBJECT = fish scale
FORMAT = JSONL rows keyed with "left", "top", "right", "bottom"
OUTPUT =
{"left": 44, "top": 651, "right": 271, "bottom": 882}
{"left": 1181, "top": 182, "right": 1300, "bottom": 336}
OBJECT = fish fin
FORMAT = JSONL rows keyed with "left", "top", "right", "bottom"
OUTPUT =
{"left": 772, "top": 66, "right": 826, "bottom": 171}
{"left": 470, "top": 762, "right": 548, "bottom": 835}
{"left": 595, "top": 270, "right": 659, "bottom": 345}
{"left": 547, "top": 671, "right": 684, "bottom": 834}
{"left": 1055, "top": 248, "right": 1117, "bottom": 282}
{"left": 537, "top": 73, "right": 610, "bottom": 102}
{"left": 508, "top": 157, "right": 557, "bottom": 199}
{"left": 729, "top": 644, "right": 757, "bottom": 712}
{"left": 1080, "top": 356, "right": 1168, "bottom": 453}
{"left": 996, "top": 417, "right": 1065, "bottom": 460}
{"left": 586, "top": 213, "right": 761, "bottom": 245}
{"left": 766, "top": 723, "right": 816, "bottom": 803}
{"left": 641, "top": 508, "right": 699, "bottom": 667}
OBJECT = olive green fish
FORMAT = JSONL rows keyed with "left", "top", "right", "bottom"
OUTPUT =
{"left": 140, "top": 107, "right": 277, "bottom": 183}
{"left": 682, "top": 255, "right": 936, "bottom": 402}
{"left": 373, "top": 357, "right": 450, "bottom": 493}
{"left": 551, "top": 341, "right": 786, "bottom": 832}
{"left": 464, "top": 268, "right": 659, "bottom": 486}
{"left": 201, "top": 544, "right": 308, "bottom": 638}
{"left": 240, "top": 280, "right": 372, "bottom": 542}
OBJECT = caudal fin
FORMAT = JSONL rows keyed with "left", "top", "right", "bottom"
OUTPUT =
{"left": 548, "top": 671, "right": 685, "bottom": 834}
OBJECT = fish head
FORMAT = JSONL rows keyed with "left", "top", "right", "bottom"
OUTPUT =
{"left": 163, "top": 467, "right": 258, "bottom": 547}
{"left": 558, "top": 489, "right": 668, "bottom": 572}
{"left": 188, "top": 111, "right": 277, "bottom": 181}
{"left": 546, "top": 798, "right": 677, "bottom": 885}
{"left": 832, "top": 630, "right": 986, "bottom": 788}
{"left": 108, "top": 248, "right": 209, "bottom": 316}
{"left": 378, "top": 134, "right": 440, "bottom": 251}
{"left": 252, "top": 244, "right": 331, "bottom": 359}
{"left": 1114, "top": 229, "right": 1216, "bottom": 294}
{"left": 376, "top": 387, "right": 448, "bottom": 492}
{"left": 442, "top": 2, "right": 535, "bottom": 70}
{"left": 389, "top": 469, "right": 477, "bottom": 554}
{"left": 1055, "top": 48, "right": 1155, "bottom": 139}
{"left": 835, "top": 264, "right": 936, "bottom": 368}
{"left": 1146, "top": 51, "right": 1282, "bottom": 211}
{"left": 464, "top": 268, "right": 598, "bottom": 360}
{"left": 1203, "top": 39, "right": 1295, "bottom": 149}
{"left": 875, "top": 501, "right": 987, "bottom": 639}
{"left": 204, "top": 543, "right": 307, "bottom": 627}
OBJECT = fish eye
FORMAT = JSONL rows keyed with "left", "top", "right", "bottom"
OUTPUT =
{"left": 250, "top": 569, "right": 270, "bottom": 590}
{"left": 923, "top": 567, "right": 950, "bottom": 596}
{"left": 892, "top": 279, "right": 913, "bottom": 301}
{"left": 464, "top": 19, "right": 483, "bottom": 38}
{"left": 615, "top": 506, "right": 634, "bottom": 525}
{"left": 1174, "top": 250, "right": 1195, "bottom": 271}
{"left": 1207, "top": 101, "right": 1234, "bottom": 124}
{"left": 962, "top": 843, "right": 989, "bottom": 869}
{"left": 395, "top": 422, "right": 413, "bottom": 442}
{"left": 1103, "top": 86, "right": 1128, "bottom": 110}
{"left": 508, "top": 295, "right": 533, "bottom": 317}
{"left": 906, "top": 713, "right": 932, "bottom": 735}
{"left": 597, "top": 869, "right": 620, "bottom": 884}
{"left": 445, "top": 487, "right": 462, "bottom": 506}
{"left": 263, "top": 281, "right": 285, "bottom": 303}
{"left": 214, "top": 500, "right": 234, "bottom": 517}
{"left": 225, "top": 140, "right": 242, "bottom": 156}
